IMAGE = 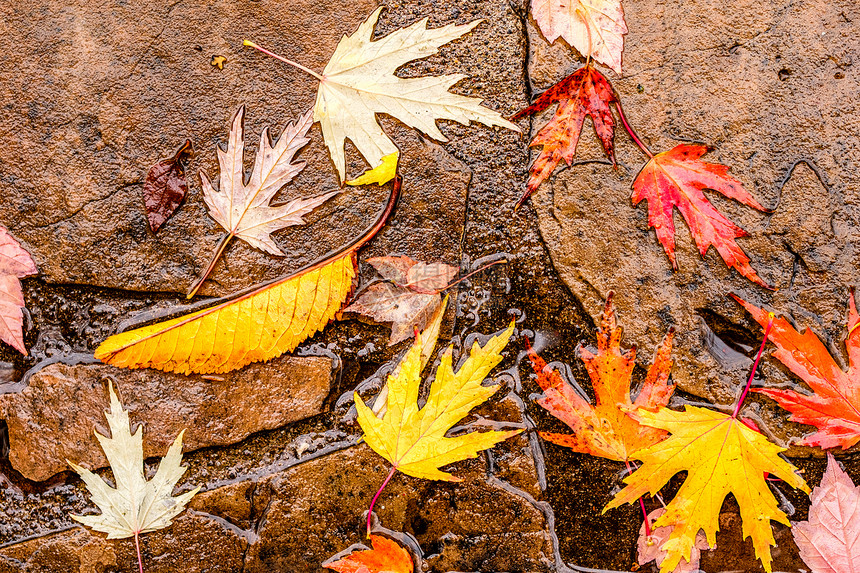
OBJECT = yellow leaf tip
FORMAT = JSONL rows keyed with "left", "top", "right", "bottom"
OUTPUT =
{"left": 242, "top": 39, "right": 255, "bottom": 47}
{"left": 346, "top": 152, "right": 399, "bottom": 186}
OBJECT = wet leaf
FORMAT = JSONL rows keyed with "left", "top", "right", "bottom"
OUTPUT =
{"left": 308, "top": 7, "right": 520, "bottom": 184}
{"left": 325, "top": 535, "right": 413, "bottom": 573}
{"left": 638, "top": 508, "right": 710, "bottom": 573}
{"left": 793, "top": 453, "right": 860, "bottom": 573}
{"left": 511, "top": 64, "right": 617, "bottom": 207}
{"left": 202, "top": 106, "right": 339, "bottom": 256}
{"left": 530, "top": 0, "right": 627, "bottom": 73}
{"left": 605, "top": 406, "right": 810, "bottom": 573}
{"left": 95, "top": 178, "right": 400, "bottom": 375}
{"left": 143, "top": 139, "right": 193, "bottom": 233}
{"left": 354, "top": 305, "right": 523, "bottom": 481}
{"left": 734, "top": 293, "right": 860, "bottom": 449}
{"left": 0, "top": 226, "right": 37, "bottom": 355}
{"left": 68, "top": 381, "right": 199, "bottom": 540}
{"left": 344, "top": 256, "right": 458, "bottom": 345}
{"left": 528, "top": 292, "right": 674, "bottom": 462}
{"left": 631, "top": 144, "right": 770, "bottom": 288}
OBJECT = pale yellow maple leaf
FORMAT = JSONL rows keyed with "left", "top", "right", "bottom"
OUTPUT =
{"left": 69, "top": 382, "right": 199, "bottom": 570}
{"left": 355, "top": 312, "right": 522, "bottom": 481}
{"left": 201, "top": 106, "right": 339, "bottom": 256}
{"left": 531, "top": 0, "right": 627, "bottom": 74}
{"left": 248, "top": 7, "right": 520, "bottom": 186}
{"left": 604, "top": 406, "right": 809, "bottom": 573}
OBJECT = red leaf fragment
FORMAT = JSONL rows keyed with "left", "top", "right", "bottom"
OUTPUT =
{"left": 734, "top": 293, "right": 860, "bottom": 449}
{"left": 143, "top": 139, "right": 193, "bottom": 233}
{"left": 511, "top": 65, "right": 617, "bottom": 207}
{"left": 793, "top": 454, "right": 860, "bottom": 573}
{"left": 325, "top": 535, "right": 413, "bottom": 573}
{"left": 631, "top": 144, "right": 770, "bottom": 288}
{"left": 0, "top": 227, "right": 37, "bottom": 355}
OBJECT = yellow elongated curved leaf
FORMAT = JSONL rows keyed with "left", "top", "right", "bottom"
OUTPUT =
{"left": 355, "top": 302, "right": 523, "bottom": 481}
{"left": 95, "top": 254, "right": 356, "bottom": 374}
{"left": 95, "top": 178, "right": 401, "bottom": 375}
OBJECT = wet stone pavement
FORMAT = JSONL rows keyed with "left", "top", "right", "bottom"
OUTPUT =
{"left": 0, "top": 0, "right": 857, "bottom": 572}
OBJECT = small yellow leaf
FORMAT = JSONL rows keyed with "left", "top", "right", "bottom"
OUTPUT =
{"left": 604, "top": 406, "right": 810, "bottom": 573}
{"left": 355, "top": 312, "right": 523, "bottom": 481}
{"left": 346, "top": 152, "right": 399, "bottom": 186}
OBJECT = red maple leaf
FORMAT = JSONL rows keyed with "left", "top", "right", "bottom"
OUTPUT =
{"left": 632, "top": 144, "right": 771, "bottom": 288}
{"left": 511, "top": 64, "right": 617, "bottom": 208}
{"left": 733, "top": 293, "right": 860, "bottom": 449}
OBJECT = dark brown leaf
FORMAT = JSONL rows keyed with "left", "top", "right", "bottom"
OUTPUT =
{"left": 143, "top": 140, "right": 193, "bottom": 233}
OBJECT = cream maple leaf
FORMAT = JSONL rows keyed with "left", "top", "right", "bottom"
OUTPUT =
{"left": 247, "top": 7, "right": 519, "bottom": 185}
{"left": 201, "top": 106, "right": 338, "bottom": 256}
{"left": 69, "top": 382, "right": 199, "bottom": 570}
{"left": 531, "top": 0, "right": 627, "bottom": 74}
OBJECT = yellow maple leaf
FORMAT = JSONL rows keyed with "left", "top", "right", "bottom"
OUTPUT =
{"left": 355, "top": 311, "right": 523, "bottom": 481}
{"left": 604, "top": 406, "right": 810, "bottom": 573}
{"left": 94, "top": 178, "right": 400, "bottom": 375}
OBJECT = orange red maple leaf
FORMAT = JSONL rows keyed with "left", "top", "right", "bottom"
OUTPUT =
{"left": 528, "top": 293, "right": 675, "bottom": 462}
{"left": 325, "top": 535, "right": 413, "bottom": 573}
{"left": 632, "top": 144, "right": 770, "bottom": 288}
{"left": 511, "top": 65, "right": 617, "bottom": 207}
{"left": 733, "top": 293, "right": 860, "bottom": 449}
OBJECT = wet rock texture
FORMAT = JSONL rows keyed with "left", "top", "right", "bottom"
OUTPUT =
{"left": 0, "top": 356, "right": 331, "bottom": 481}
{"left": 526, "top": 1, "right": 860, "bottom": 419}
{"left": 0, "top": 399, "right": 553, "bottom": 573}
{"left": 0, "top": 0, "right": 472, "bottom": 296}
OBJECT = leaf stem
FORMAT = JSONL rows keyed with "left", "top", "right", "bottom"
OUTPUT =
{"left": 577, "top": 8, "right": 593, "bottom": 69}
{"left": 243, "top": 40, "right": 325, "bottom": 82}
{"left": 613, "top": 99, "right": 654, "bottom": 159}
{"left": 732, "top": 312, "right": 775, "bottom": 419}
{"left": 432, "top": 259, "right": 508, "bottom": 293}
{"left": 135, "top": 531, "right": 144, "bottom": 573}
{"left": 625, "top": 460, "right": 650, "bottom": 537}
{"left": 186, "top": 232, "right": 234, "bottom": 299}
{"left": 367, "top": 466, "right": 398, "bottom": 538}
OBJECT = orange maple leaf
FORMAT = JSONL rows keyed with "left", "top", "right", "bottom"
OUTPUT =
{"left": 733, "top": 292, "right": 860, "bottom": 449}
{"left": 631, "top": 144, "right": 771, "bottom": 288}
{"left": 511, "top": 64, "right": 617, "bottom": 208}
{"left": 528, "top": 292, "right": 675, "bottom": 462}
{"left": 325, "top": 535, "right": 413, "bottom": 573}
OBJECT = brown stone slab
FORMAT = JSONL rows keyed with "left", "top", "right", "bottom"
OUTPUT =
{"left": 0, "top": 356, "right": 332, "bottom": 481}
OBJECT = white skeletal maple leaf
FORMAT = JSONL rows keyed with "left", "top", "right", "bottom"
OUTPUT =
{"left": 69, "top": 382, "right": 199, "bottom": 539}
{"left": 313, "top": 7, "right": 520, "bottom": 183}
{"left": 201, "top": 106, "right": 339, "bottom": 255}
{"left": 531, "top": 0, "right": 627, "bottom": 74}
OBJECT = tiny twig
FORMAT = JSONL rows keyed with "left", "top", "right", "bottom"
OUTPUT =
{"left": 732, "top": 312, "right": 775, "bottom": 419}
{"left": 429, "top": 259, "right": 508, "bottom": 293}
{"left": 243, "top": 40, "right": 325, "bottom": 82}
{"left": 367, "top": 466, "right": 398, "bottom": 538}
{"left": 187, "top": 232, "right": 234, "bottom": 299}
